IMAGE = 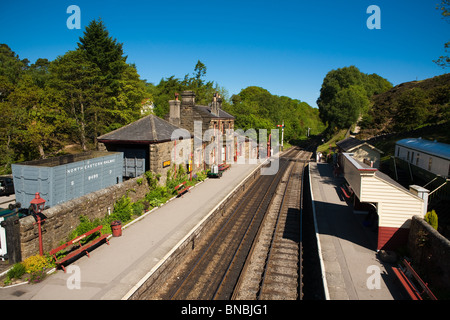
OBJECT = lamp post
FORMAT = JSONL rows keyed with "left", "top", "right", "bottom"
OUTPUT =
{"left": 30, "top": 192, "right": 46, "bottom": 256}
{"left": 277, "top": 122, "right": 284, "bottom": 151}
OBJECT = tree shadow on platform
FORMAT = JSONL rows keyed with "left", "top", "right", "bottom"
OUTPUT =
{"left": 312, "top": 199, "right": 378, "bottom": 251}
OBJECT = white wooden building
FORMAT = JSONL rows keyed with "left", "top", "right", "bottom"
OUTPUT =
{"left": 395, "top": 138, "right": 450, "bottom": 178}
{"left": 341, "top": 153, "right": 428, "bottom": 251}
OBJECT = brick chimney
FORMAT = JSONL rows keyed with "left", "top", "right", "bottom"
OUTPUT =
{"left": 211, "top": 92, "right": 222, "bottom": 116}
{"left": 168, "top": 93, "right": 181, "bottom": 126}
{"left": 181, "top": 90, "right": 195, "bottom": 107}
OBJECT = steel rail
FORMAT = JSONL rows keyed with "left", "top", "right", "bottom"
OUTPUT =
{"left": 256, "top": 151, "right": 303, "bottom": 299}
{"left": 230, "top": 148, "right": 309, "bottom": 300}
{"left": 168, "top": 148, "right": 296, "bottom": 300}
{"left": 211, "top": 149, "right": 299, "bottom": 300}
{"left": 214, "top": 148, "right": 301, "bottom": 299}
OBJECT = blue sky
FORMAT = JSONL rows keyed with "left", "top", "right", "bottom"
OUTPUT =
{"left": 1, "top": 0, "right": 449, "bottom": 108}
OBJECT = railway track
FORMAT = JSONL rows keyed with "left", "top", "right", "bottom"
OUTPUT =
{"left": 234, "top": 149, "right": 310, "bottom": 300}
{"left": 140, "top": 147, "right": 308, "bottom": 300}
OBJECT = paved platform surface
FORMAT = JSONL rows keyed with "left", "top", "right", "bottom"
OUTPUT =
{"left": 1, "top": 159, "right": 408, "bottom": 301}
{"left": 309, "top": 162, "right": 406, "bottom": 300}
{"left": 0, "top": 162, "right": 260, "bottom": 300}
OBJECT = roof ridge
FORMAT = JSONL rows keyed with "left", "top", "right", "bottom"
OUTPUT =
{"left": 149, "top": 114, "right": 158, "bottom": 141}
{"left": 98, "top": 115, "right": 152, "bottom": 139}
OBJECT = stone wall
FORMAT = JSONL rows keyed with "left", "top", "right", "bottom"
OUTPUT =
{"left": 19, "top": 176, "right": 149, "bottom": 260}
{"left": 150, "top": 139, "right": 203, "bottom": 186}
{"left": 408, "top": 215, "right": 450, "bottom": 292}
{"left": 127, "top": 162, "right": 262, "bottom": 300}
{"left": 149, "top": 140, "right": 173, "bottom": 186}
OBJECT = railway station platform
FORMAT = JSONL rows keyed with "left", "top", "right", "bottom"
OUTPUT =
{"left": 0, "top": 162, "right": 261, "bottom": 300}
{"left": 309, "top": 162, "right": 406, "bottom": 300}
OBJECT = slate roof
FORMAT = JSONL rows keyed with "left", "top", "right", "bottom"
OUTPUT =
{"left": 397, "top": 138, "right": 450, "bottom": 161}
{"left": 336, "top": 137, "right": 383, "bottom": 154}
{"left": 98, "top": 114, "right": 191, "bottom": 144}
{"left": 196, "top": 105, "right": 235, "bottom": 119}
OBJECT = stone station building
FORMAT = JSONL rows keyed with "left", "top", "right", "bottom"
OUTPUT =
{"left": 167, "top": 90, "right": 235, "bottom": 166}
{"left": 98, "top": 91, "right": 237, "bottom": 185}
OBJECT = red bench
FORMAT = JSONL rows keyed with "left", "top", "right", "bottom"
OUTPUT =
{"left": 50, "top": 225, "right": 110, "bottom": 272}
{"left": 218, "top": 163, "right": 230, "bottom": 172}
{"left": 175, "top": 181, "right": 191, "bottom": 197}
{"left": 340, "top": 183, "right": 353, "bottom": 199}
{"left": 391, "top": 259, "right": 437, "bottom": 300}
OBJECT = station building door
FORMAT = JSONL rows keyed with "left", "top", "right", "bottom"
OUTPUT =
{"left": 117, "top": 147, "right": 147, "bottom": 178}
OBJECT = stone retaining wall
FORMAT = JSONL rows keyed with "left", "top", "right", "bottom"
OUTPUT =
{"left": 19, "top": 176, "right": 149, "bottom": 260}
{"left": 408, "top": 215, "right": 450, "bottom": 293}
{"left": 126, "top": 163, "right": 262, "bottom": 300}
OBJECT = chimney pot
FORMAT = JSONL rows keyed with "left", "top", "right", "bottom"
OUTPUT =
{"left": 169, "top": 99, "right": 181, "bottom": 127}
{"left": 181, "top": 90, "right": 195, "bottom": 107}
{"left": 211, "top": 92, "right": 222, "bottom": 116}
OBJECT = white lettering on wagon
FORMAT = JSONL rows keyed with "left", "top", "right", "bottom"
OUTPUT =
{"left": 67, "top": 166, "right": 84, "bottom": 174}
{"left": 88, "top": 174, "right": 99, "bottom": 180}
{"left": 66, "top": 159, "right": 116, "bottom": 174}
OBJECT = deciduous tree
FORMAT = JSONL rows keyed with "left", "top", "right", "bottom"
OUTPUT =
{"left": 317, "top": 66, "right": 392, "bottom": 131}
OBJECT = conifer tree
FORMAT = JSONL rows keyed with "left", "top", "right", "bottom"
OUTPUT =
{"left": 77, "top": 19, "right": 126, "bottom": 95}
{"left": 77, "top": 19, "right": 146, "bottom": 137}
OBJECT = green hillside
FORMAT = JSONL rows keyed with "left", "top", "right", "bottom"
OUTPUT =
{"left": 224, "top": 86, "right": 326, "bottom": 144}
{"left": 360, "top": 73, "right": 450, "bottom": 136}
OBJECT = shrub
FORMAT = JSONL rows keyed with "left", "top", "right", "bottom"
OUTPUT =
{"left": 425, "top": 210, "right": 438, "bottom": 230}
{"left": 132, "top": 201, "right": 145, "bottom": 216}
{"left": 193, "top": 170, "right": 207, "bottom": 182}
{"left": 28, "top": 270, "right": 46, "bottom": 284}
{"left": 6, "top": 263, "right": 26, "bottom": 281}
{"left": 69, "top": 215, "right": 101, "bottom": 245}
{"left": 145, "top": 186, "right": 170, "bottom": 204}
{"left": 111, "top": 195, "right": 133, "bottom": 222}
{"left": 23, "top": 254, "right": 50, "bottom": 274}
{"left": 145, "top": 171, "right": 159, "bottom": 189}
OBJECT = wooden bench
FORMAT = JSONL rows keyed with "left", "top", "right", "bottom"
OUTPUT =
{"left": 49, "top": 225, "right": 110, "bottom": 273}
{"left": 175, "top": 181, "right": 191, "bottom": 197}
{"left": 340, "top": 183, "right": 353, "bottom": 199}
{"left": 218, "top": 163, "right": 230, "bottom": 172}
{"left": 391, "top": 259, "right": 437, "bottom": 300}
